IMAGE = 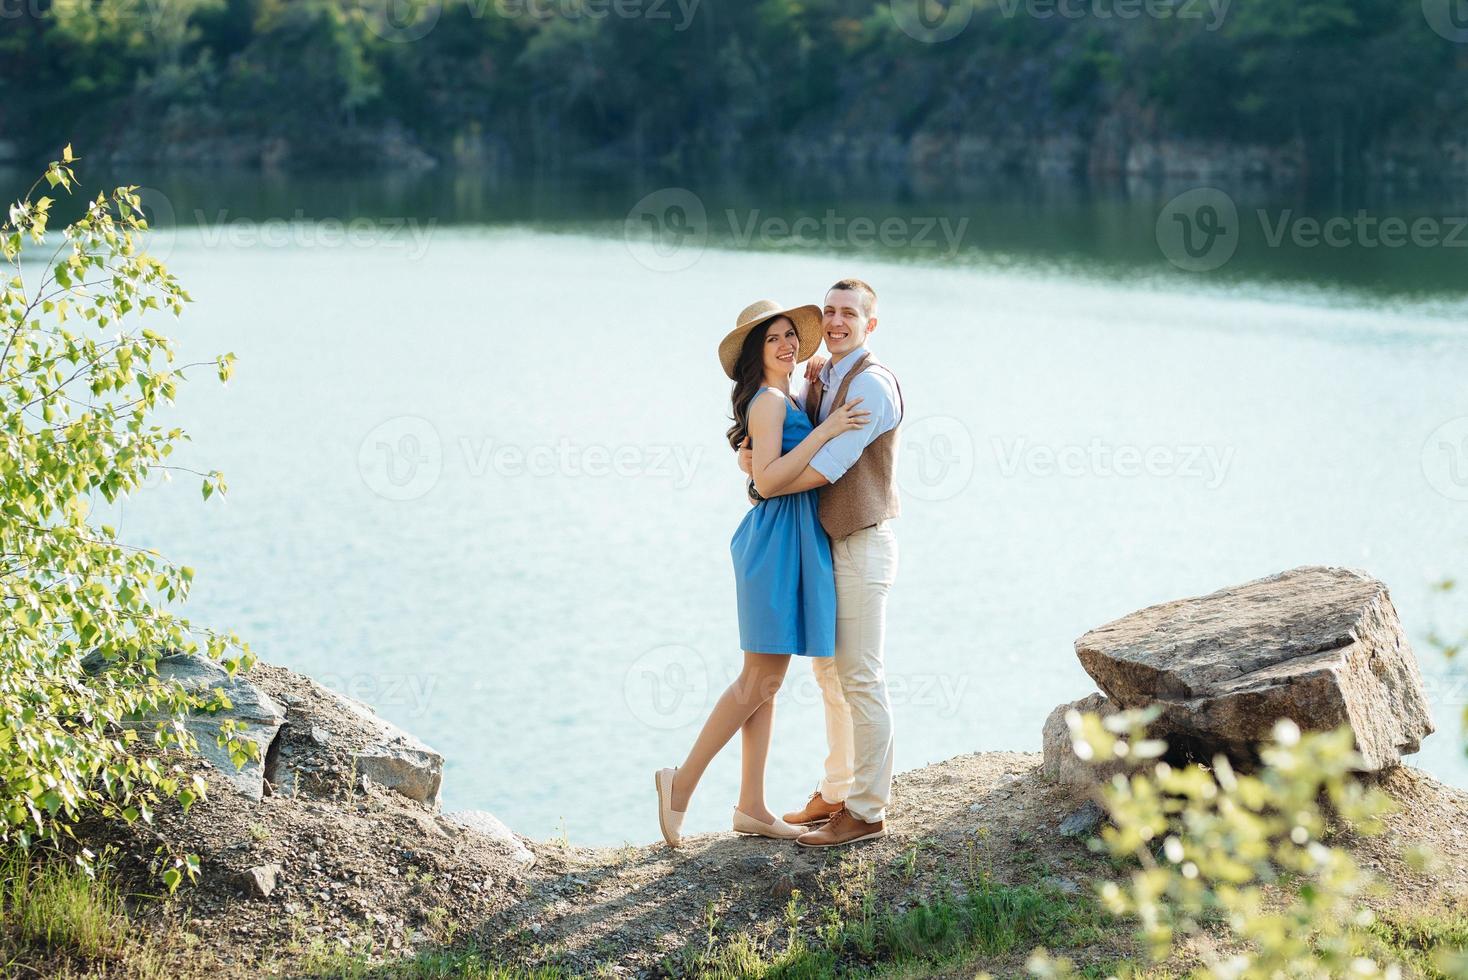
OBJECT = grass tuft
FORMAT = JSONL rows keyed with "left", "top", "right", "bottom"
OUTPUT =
{"left": 1, "top": 847, "right": 126, "bottom": 961}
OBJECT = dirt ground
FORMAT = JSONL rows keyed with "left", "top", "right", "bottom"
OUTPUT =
{"left": 56, "top": 661, "right": 1468, "bottom": 978}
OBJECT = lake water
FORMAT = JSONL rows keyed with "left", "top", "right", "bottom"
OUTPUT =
{"left": 16, "top": 168, "right": 1468, "bottom": 846}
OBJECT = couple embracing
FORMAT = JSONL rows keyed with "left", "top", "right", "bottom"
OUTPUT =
{"left": 656, "top": 278, "right": 903, "bottom": 850}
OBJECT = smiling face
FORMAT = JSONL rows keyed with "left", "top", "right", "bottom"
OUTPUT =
{"left": 760, "top": 315, "right": 800, "bottom": 378}
{"left": 823, "top": 287, "right": 876, "bottom": 359}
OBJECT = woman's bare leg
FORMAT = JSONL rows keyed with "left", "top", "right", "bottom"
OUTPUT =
{"left": 737, "top": 695, "right": 777, "bottom": 823}
{"left": 670, "top": 652, "right": 790, "bottom": 812}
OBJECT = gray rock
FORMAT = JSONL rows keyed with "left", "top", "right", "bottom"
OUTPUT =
{"left": 1041, "top": 692, "right": 1124, "bottom": 793}
{"left": 1058, "top": 800, "right": 1105, "bottom": 839}
{"left": 239, "top": 863, "right": 283, "bottom": 898}
{"left": 1075, "top": 566, "right": 1434, "bottom": 771}
{"left": 121, "top": 653, "right": 285, "bottom": 801}
{"left": 275, "top": 678, "right": 443, "bottom": 806}
{"left": 444, "top": 810, "right": 535, "bottom": 866}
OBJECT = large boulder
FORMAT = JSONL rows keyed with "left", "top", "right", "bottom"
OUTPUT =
{"left": 1074, "top": 566, "right": 1434, "bottom": 770}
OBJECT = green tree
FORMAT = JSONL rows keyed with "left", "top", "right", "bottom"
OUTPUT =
{"left": 1, "top": 149, "right": 251, "bottom": 889}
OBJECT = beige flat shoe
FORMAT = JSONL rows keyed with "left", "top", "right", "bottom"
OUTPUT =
{"left": 732, "top": 807, "right": 804, "bottom": 840}
{"left": 655, "top": 767, "right": 686, "bottom": 847}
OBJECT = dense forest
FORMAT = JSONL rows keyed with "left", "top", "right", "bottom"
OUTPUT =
{"left": 3, "top": 0, "right": 1467, "bottom": 182}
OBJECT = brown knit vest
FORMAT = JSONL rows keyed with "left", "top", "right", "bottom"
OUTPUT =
{"left": 805, "top": 351, "right": 904, "bottom": 541}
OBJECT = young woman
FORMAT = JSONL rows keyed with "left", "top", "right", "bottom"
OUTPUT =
{"left": 654, "top": 299, "right": 868, "bottom": 846}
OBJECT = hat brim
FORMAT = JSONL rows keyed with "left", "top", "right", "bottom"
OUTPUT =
{"left": 718, "top": 304, "right": 824, "bottom": 379}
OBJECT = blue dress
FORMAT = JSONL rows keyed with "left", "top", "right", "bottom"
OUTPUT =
{"left": 730, "top": 389, "right": 836, "bottom": 657}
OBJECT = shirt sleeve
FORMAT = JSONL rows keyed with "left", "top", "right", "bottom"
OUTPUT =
{"left": 809, "top": 370, "right": 900, "bottom": 484}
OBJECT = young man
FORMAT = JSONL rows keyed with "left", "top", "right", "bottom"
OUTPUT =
{"left": 739, "top": 278, "right": 903, "bottom": 847}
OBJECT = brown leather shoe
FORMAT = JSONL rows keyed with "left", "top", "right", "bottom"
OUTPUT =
{"left": 796, "top": 807, "right": 885, "bottom": 848}
{"left": 782, "top": 788, "right": 845, "bottom": 826}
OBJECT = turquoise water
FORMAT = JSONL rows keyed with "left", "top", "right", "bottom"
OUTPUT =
{"left": 40, "top": 172, "right": 1468, "bottom": 846}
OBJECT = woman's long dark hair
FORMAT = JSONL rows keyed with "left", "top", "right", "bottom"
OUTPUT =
{"left": 726, "top": 318, "right": 782, "bottom": 450}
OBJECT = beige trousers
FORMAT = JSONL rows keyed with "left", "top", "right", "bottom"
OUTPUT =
{"left": 812, "top": 520, "right": 898, "bottom": 823}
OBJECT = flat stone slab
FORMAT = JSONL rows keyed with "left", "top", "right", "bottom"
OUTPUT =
{"left": 1074, "top": 566, "right": 1434, "bottom": 770}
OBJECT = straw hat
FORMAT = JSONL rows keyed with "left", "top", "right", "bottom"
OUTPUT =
{"left": 718, "top": 299, "right": 823, "bottom": 379}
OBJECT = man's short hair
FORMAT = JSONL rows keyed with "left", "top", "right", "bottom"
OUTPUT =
{"left": 828, "top": 278, "right": 877, "bottom": 318}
